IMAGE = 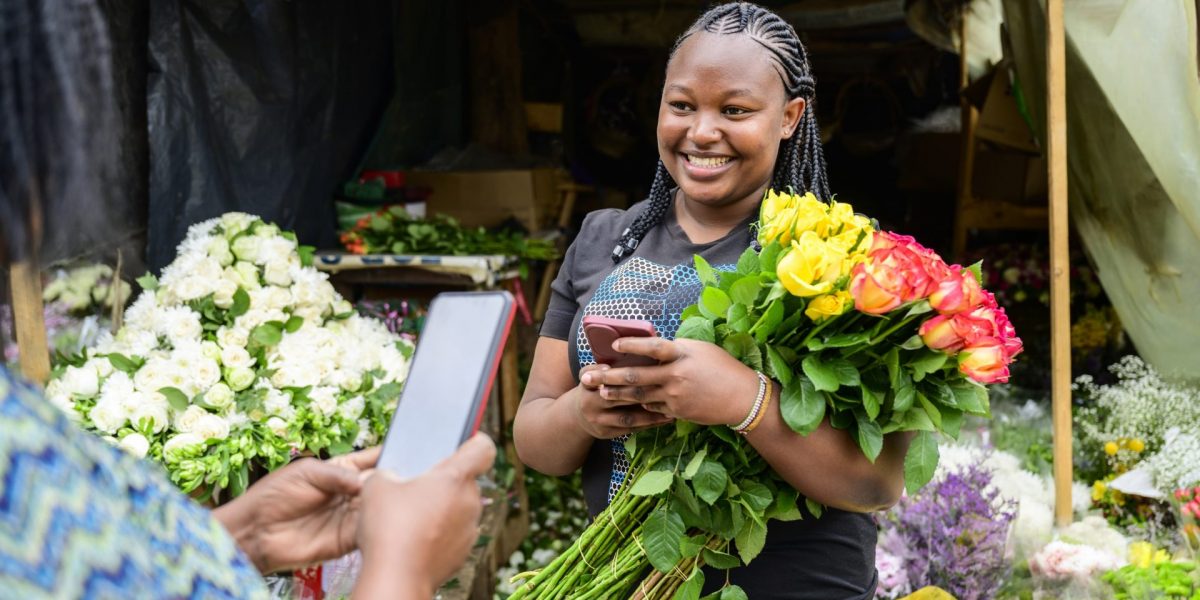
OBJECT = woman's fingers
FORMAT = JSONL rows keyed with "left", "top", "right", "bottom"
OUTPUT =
{"left": 583, "top": 364, "right": 671, "bottom": 388}
{"left": 594, "top": 406, "right": 670, "bottom": 430}
{"left": 614, "top": 337, "right": 684, "bottom": 362}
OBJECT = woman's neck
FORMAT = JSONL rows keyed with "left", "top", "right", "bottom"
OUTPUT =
{"left": 674, "top": 182, "right": 769, "bottom": 244}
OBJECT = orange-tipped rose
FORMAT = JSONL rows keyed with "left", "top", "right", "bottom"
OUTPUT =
{"left": 919, "top": 314, "right": 966, "bottom": 353}
{"left": 850, "top": 261, "right": 907, "bottom": 314}
{"left": 958, "top": 338, "right": 1010, "bottom": 383}
{"left": 929, "top": 267, "right": 985, "bottom": 315}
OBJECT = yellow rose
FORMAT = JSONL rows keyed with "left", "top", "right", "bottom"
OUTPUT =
{"left": 804, "top": 290, "right": 852, "bottom": 323}
{"left": 777, "top": 232, "right": 841, "bottom": 298}
{"left": 759, "top": 207, "right": 798, "bottom": 245}
{"left": 760, "top": 189, "right": 796, "bottom": 225}
{"left": 791, "top": 192, "right": 830, "bottom": 238}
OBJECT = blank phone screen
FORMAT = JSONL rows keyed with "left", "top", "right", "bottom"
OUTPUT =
{"left": 377, "top": 292, "right": 513, "bottom": 478}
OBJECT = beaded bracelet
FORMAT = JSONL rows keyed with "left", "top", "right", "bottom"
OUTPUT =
{"left": 740, "top": 377, "right": 772, "bottom": 436}
{"left": 732, "top": 372, "right": 769, "bottom": 433}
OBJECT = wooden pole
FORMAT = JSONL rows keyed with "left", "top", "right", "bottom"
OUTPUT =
{"left": 953, "top": 14, "right": 980, "bottom": 262}
{"left": 1047, "top": 0, "right": 1073, "bottom": 527}
{"left": 10, "top": 261, "right": 51, "bottom": 384}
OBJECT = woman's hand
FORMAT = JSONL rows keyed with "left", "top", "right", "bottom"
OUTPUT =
{"left": 580, "top": 337, "right": 760, "bottom": 427}
{"left": 574, "top": 362, "right": 673, "bottom": 439}
{"left": 214, "top": 446, "right": 380, "bottom": 574}
{"left": 353, "top": 433, "right": 496, "bottom": 599}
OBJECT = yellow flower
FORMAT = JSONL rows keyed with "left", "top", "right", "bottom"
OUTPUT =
{"left": 804, "top": 290, "right": 852, "bottom": 323}
{"left": 1128, "top": 438, "right": 1145, "bottom": 453}
{"left": 1092, "top": 480, "right": 1108, "bottom": 502}
{"left": 1128, "top": 542, "right": 1172, "bottom": 569}
{"left": 777, "top": 232, "right": 843, "bottom": 298}
{"left": 760, "top": 189, "right": 796, "bottom": 224}
{"left": 791, "top": 192, "right": 830, "bottom": 238}
{"left": 1104, "top": 441, "right": 1120, "bottom": 456}
{"left": 759, "top": 207, "right": 798, "bottom": 245}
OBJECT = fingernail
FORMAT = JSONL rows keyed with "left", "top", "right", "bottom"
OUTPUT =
{"left": 582, "top": 373, "right": 593, "bottom": 385}
{"left": 612, "top": 340, "right": 621, "bottom": 352}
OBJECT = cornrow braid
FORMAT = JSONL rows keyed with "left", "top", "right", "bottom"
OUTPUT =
{"left": 613, "top": 2, "right": 831, "bottom": 263}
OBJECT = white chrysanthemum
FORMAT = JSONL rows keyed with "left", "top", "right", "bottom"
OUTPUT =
{"left": 100, "top": 371, "right": 136, "bottom": 407}
{"left": 158, "top": 306, "right": 203, "bottom": 345}
{"left": 90, "top": 399, "right": 128, "bottom": 434}
{"left": 118, "top": 433, "right": 151, "bottom": 458}
{"left": 258, "top": 236, "right": 296, "bottom": 266}
{"left": 354, "top": 419, "right": 376, "bottom": 447}
{"left": 62, "top": 364, "right": 101, "bottom": 397}
{"left": 339, "top": 395, "right": 365, "bottom": 421}
{"left": 309, "top": 386, "right": 339, "bottom": 418}
{"left": 225, "top": 410, "right": 250, "bottom": 430}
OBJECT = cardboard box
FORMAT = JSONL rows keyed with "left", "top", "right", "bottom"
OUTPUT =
{"left": 963, "top": 63, "right": 1040, "bottom": 154}
{"left": 406, "top": 169, "right": 561, "bottom": 232}
{"left": 972, "top": 146, "right": 1048, "bottom": 205}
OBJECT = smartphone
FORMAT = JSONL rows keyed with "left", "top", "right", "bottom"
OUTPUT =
{"left": 377, "top": 291, "right": 515, "bottom": 478}
{"left": 582, "top": 315, "right": 658, "bottom": 368}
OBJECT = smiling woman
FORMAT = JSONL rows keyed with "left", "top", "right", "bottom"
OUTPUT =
{"left": 515, "top": 3, "right": 896, "bottom": 599}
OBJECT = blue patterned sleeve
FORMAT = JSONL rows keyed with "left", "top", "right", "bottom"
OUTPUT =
{"left": 0, "top": 368, "right": 267, "bottom": 599}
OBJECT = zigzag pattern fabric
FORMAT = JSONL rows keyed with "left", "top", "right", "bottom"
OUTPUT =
{"left": 573, "top": 257, "right": 734, "bottom": 503}
{"left": 0, "top": 368, "right": 266, "bottom": 599}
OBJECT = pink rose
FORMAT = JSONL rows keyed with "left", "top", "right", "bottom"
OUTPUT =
{"left": 929, "top": 267, "right": 985, "bottom": 315}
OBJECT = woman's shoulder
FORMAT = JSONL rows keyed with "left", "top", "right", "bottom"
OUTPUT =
{"left": 573, "top": 201, "right": 650, "bottom": 246}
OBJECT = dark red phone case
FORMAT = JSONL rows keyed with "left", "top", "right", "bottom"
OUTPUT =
{"left": 582, "top": 316, "right": 658, "bottom": 368}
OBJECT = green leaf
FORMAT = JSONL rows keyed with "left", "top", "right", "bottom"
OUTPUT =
{"left": 862, "top": 386, "right": 881, "bottom": 420}
{"left": 229, "top": 288, "right": 250, "bottom": 318}
{"left": 765, "top": 345, "right": 794, "bottom": 387}
{"left": 895, "top": 403, "right": 936, "bottom": 432}
{"left": 704, "top": 586, "right": 748, "bottom": 600}
{"left": 700, "top": 287, "right": 732, "bottom": 320}
{"left": 136, "top": 272, "right": 159, "bottom": 291}
{"left": 284, "top": 315, "right": 304, "bottom": 333}
{"left": 767, "top": 488, "right": 802, "bottom": 521}
{"left": 801, "top": 355, "right": 840, "bottom": 392}
{"left": 823, "top": 332, "right": 870, "bottom": 348}
{"left": 734, "top": 519, "right": 767, "bottom": 564}
{"left": 904, "top": 431, "right": 940, "bottom": 495}
{"left": 643, "top": 508, "right": 686, "bottom": 573}
{"left": 675, "top": 419, "right": 700, "bottom": 437}
{"left": 763, "top": 281, "right": 788, "bottom": 305}
{"left": 721, "top": 333, "right": 763, "bottom": 371}
{"left": 249, "top": 321, "right": 284, "bottom": 347}
{"left": 780, "top": 376, "right": 826, "bottom": 435}
{"left": 759, "top": 242, "right": 783, "bottom": 272}
{"left": 909, "top": 351, "right": 948, "bottom": 382}
{"left": 677, "top": 317, "right": 716, "bottom": 344}
{"left": 967, "top": 261, "right": 984, "bottom": 285}
{"left": 726, "top": 303, "right": 753, "bottom": 333}
{"left": 941, "top": 406, "right": 963, "bottom": 439}
{"left": 680, "top": 534, "right": 707, "bottom": 559}
{"left": 885, "top": 348, "right": 901, "bottom": 388}
{"left": 750, "top": 299, "right": 784, "bottom": 343}
{"left": 730, "top": 276, "right": 762, "bottom": 307}
{"left": 737, "top": 247, "right": 760, "bottom": 275}
{"left": 298, "top": 245, "right": 316, "bottom": 267}
{"left": 673, "top": 479, "right": 705, "bottom": 526}
{"left": 693, "top": 460, "right": 728, "bottom": 505}
{"left": 702, "top": 547, "right": 742, "bottom": 570}
{"left": 624, "top": 435, "right": 638, "bottom": 458}
{"left": 893, "top": 382, "right": 916, "bottom": 413}
{"left": 683, "top": 448, "right": 708, "bottom": 480}
{"left": 673, "top": 570, "right": 705, "bottom": 600}
{"left": 917, "top": 392, "right": 943, "bottom": 428}
{"left": 899, "top": 335, "right": 924, "bottom": 350}
{"left": 681, "top": 304, "right": 702, "bottom": 321}
{"left": 158, "top": 387, "right": 190, "bottom": 412}
{"left": 950, "top": 381, "right": 990, "bottom": 416}
{"left": 854, "top": 414, "right": 884, "bottom": 463}
{"left": 828, "top": 358, "right": 860, "bottom": 387}
{"left": 630, "top": 470, "right": 674, "bottom": 496}
{"left": 694, "top": 255, "right": 717, "bottom": 287}
{"left": 107, "top": 353, "right": 140, "bottom": 374}
{"left": 738, "top": 481, "right": 773, "bottom": 512}
{"left": 805, "top": 498, "right": 824, "bottom": 519}
{"left": 904, "top": 300, "right": 933, "bottom": 318}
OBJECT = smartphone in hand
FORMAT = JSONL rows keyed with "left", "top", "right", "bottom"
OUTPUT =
{"left": 582, "top": 315, "right": 658, "bottom": 368}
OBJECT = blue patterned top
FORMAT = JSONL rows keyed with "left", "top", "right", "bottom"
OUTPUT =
{"left": 0, "top": 367, "right": 267, "bottom": 599}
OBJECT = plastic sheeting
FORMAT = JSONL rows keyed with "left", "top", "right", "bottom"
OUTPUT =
{"left": 1002, "top": 0, "right": 1200, "bottom": 381}
{"left": 145, "top": 0, "right": 394, "bottom": 271}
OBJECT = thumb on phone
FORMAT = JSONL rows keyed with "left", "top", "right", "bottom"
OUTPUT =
{"left": 437, "top": 432, "right": 496, "bottom": 480}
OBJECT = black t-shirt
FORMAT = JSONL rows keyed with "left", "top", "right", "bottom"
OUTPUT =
{"left": 539, "top": 200, "right": 879, "bottom": 599}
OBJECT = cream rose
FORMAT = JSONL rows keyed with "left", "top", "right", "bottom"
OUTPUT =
{"left": 90, "top": 399, "right": 128, "bottom": 434}
{"left": 225, "top": 366, "right": 257, "bottom": 391}
{"left": 63, "top": 364, "right": 100, "bottom": 397}
{"left": 194, "top": 414, "right": 231, "bottom": 441}
{"left": 118, "top": 433, "right": 151, "bottom": 458}
{"left": 263, "top": 260, "right": 293, "bottom": 288}
{"left": 220, "top": 345, "right": 255, "bottom": 369}
{"left": 163, "top": 432, "right": 205, "bottom": 455}
{"left": 205, "top": 382, "right": 236, "bottom": 409}
{"left": 207, "top": 236, "right": 235, "bottom": 266}
{"left": 231, "top": 235, "right": 263, "bottom": 263}
{"left": 174, "top": 405, "right": 209, "bottom": 433}
{"left": 266, "top": 416, "right": 289, "bottom": 437}
{"left": 309, "top": 386, "right": 339, "bottom": 418}
{"left": 131, "top": 396, "right": 170, "bottom": 434}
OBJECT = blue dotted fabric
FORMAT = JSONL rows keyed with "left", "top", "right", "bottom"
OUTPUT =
{"left": 573, "top": 256, "right": 734, "bottom": 502}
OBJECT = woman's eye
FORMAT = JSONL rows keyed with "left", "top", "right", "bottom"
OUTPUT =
{"left": 723, "top": 106, "right": 748, "bottom": 116}
{"left": 668, "top": 101, "right": 693, "bottom": 111}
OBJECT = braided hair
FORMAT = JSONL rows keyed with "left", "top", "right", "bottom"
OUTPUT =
{"left": 612, "top": 2, "right": 830, "bottom": 262}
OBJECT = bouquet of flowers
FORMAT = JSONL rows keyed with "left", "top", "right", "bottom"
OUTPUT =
{"left": 509, "top": 191, "right": 1021, "bottom": 599}
{"left": 45, "top": 213, "right": 412, "bottom": 499}
{"left": 42, "top": 263, "right": 132, "bottom": 315}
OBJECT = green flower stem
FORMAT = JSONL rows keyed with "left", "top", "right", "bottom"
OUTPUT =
{"left": 845, "top": 313, "right": 922, "bottom": 358}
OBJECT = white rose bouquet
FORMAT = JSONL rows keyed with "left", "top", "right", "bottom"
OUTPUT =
{"left": 45, "top": 213, "right": 412, "bottom": 500}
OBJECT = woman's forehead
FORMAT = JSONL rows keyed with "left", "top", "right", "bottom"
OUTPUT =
{"left": 665, "top": 32, "right": 786, "bottom": 98}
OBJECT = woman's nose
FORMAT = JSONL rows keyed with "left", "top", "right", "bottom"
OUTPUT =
{"left": 688, "top": 111, "right": 722, "bottom": 146}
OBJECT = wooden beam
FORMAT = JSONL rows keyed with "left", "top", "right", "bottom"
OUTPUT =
{"left": 953, "top": 15, "right": 981, "bottom": 262}
{"left": 10, "top": 261, "right": 50, "bottom": 384}
{"left": 1046, "top": 0, "right": 1073, "bottom": 527}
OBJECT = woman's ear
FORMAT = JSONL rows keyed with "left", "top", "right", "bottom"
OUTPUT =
{"left": 782, "top": 97, "right": 806, "bottom": 140}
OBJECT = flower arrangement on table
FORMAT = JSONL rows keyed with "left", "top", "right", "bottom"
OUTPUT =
{"left": 508, "top": 191, "right": 1022, "bottom": 599}
{"left": 45, "top": 213, "right": 412, "bottom": 500}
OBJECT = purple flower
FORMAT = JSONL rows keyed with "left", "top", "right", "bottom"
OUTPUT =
{"left": 882, "top": 462, "right": 1016, "bottom": 600}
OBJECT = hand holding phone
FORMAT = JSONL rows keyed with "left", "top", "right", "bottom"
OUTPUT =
{"left": 582, "top": 316, "right": 658, "bottom": 368}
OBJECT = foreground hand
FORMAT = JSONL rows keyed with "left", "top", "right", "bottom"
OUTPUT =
{"left": 354, "top": 433, "right": 497, "bottom": 597}
{"left": 574, "top": 363, "right": 673, "bottom": 439}
{"left": 580, "top": 337, "right": 759, "bottom": 426}
{"left": 215, "top": 446, "right": 381, "bottom": 574}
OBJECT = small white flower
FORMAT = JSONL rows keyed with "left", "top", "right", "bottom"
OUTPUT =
{"left": 205, "top": 382, "right": 236, "bottom": 409}
{"left": 63, "top": 364, "right": 101, "bottom": 397}
{"left": 171, "top": 276, "right": 210, "bottom": 302}
{"left": 216, "top": 326, "right": 249, "bottom": 351}
{"left": 90, "top": 399, "right": 128, "bottom": 434}
{"left": 131, "top": 395, "right": 170, "bottom": 434}
{"left": 219, "top": 345, "right": 255, "bottom": 369}
{"left": 200, "top": 341, "right": 222, "bottom": 361}
{"left": 263, "top": 388, "right": 293, "bottom": 417}
{"left": 266, "top": 416, "right": 289, "bottom": 437}
{"left": 194, "top": 413, "right": 231, "bottom": 441}
{"left": 339, "top": 394, "right": 365, "bottom": 420}
{"left": 309, "top": 386, "right": 339, "bottom": 418}
{"left": 118, "top": 433, "right": 151, "bottom": 458}
{"left": 212, "top": 278, "right": 238, "bottom": 309}
{"left": 206, "top": 237, "right": 235, "bottom": 267}
{"left": 263, "top": 260, "right": 293, "bottom": 287}
{"left": 85, "top": 357, "right": 114, "bottom": 379}
{"left": 174, "top": 405, "right": 209, "bottom": 433}
{"left": 332, "top": 299, "right": 354, "bottom": 316}
{"left": 163, "top": 432, "right": 205, "bottom": 455}
{"left": 225, "top": 366, "right": 257, "bottom": 391}
{"left": 220, "top": 213, "right": 255, "bottom": 237}
{"left": 234, "top": 261, "right": 262, "bottom": 290}
{"left": 231, "top": 235, "right": 263, "bottom": 264}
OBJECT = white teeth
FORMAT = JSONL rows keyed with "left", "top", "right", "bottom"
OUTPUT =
{"left": 687, "top": 154, "right": 731, "bottom": 168}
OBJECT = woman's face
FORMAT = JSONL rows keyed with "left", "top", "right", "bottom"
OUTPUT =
{"left": 658, "top": 32, "right": 804, "bottom": 209}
